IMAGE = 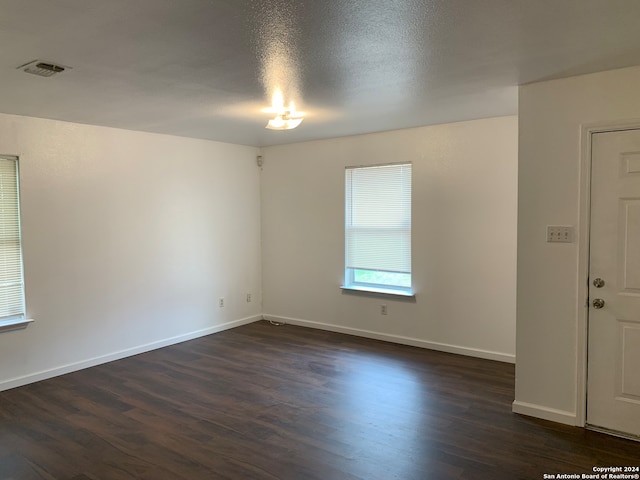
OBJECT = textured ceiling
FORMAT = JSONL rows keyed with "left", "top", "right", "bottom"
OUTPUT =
{"left": 1, "top": 0, "right": 640, "bottom": 147}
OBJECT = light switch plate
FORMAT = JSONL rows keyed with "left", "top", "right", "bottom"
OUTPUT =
{"left": 547, "top": 225, "right": 573, "bottom": 243}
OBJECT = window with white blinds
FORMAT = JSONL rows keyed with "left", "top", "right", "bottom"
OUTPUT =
{"left": 344, "top": 162, "right": 412, "bottom": 294}
{"left": 0, "top": 156, "right": 25, "bottom": 321}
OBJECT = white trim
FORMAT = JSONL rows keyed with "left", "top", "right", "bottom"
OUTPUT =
{"left": 0, "top": 317, "right": 34, "bottom": 334}
{"left": 512, "top": 400, "right": 577, "bottom": 426}
{"left": 345, "top": 161, "right": 412, "bottom": 170}
{"left": 340, "top": 285, "right": 414, "bottom": 298}
{"left": 263, "top": 314, "right": 515, "bottom": 363}
{"left": 576, "top": 119, "right": 640, "bottom": 428}
{"left": 0, "top": 315, "right": 262, "bottom": 392}
{"left": 586, "top": 424, "right": 640, "bottom": 442}
{"left": 575, "top": 123, "right": 593, "bottom": 428}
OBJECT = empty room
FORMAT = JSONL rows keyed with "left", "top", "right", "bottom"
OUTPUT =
{"left": 1, "top": 1, "right": 639, "bottom": 479}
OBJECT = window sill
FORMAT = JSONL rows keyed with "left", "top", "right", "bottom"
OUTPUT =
{"left": 341, "top": 285, "right": 415, "bottom": 299}
{"left": 0, "top": 318, "right": 34, "bottom": 334}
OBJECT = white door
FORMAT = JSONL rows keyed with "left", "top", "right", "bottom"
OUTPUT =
{"left": 587, "top": 128, "right": 640, "bottom": 438}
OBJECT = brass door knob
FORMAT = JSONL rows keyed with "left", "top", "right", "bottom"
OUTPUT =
{"left": 592, "top": 298, "right": 605, "bottom": 309}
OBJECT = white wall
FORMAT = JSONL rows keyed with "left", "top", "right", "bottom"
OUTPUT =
{"left": 261, "top": 116, "right": 518, "bottom": 362}
{"left": 0, "top": 113, "right": 262, "bottom": 390}
{"left": 515, "top": 65, "right": 640, "bottom": 425}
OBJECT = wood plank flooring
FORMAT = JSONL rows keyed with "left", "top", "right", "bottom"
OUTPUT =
{"left": 0, "top": 320, "right": 638, "bottom": 479}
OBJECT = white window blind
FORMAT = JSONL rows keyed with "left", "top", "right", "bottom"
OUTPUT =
{"left": 0, "top": 156, "right": 25, "bottom": 320}
{"left": 345, "top": 162, "right": 412, "bottom": 292}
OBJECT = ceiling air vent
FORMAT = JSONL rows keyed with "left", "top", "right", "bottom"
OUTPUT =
{"left": 18, "top": 60, "right": 68, "bottom": 77}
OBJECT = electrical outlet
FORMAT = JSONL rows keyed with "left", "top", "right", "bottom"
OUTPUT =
{"left": 381, "top": 304, "right": 387, "bottom": 315}
{"left": 219, "top": 297, "right": 224, "bottom": 308}
{"left": 246, "top": 293, "right": 251, "bottom": 303}
{"left": 547, "top": 225, "right": 573, "bottom": 243}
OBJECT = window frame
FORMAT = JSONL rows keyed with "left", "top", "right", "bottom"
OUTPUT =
{"left": 342, "top": 162, "right": 413, "bottom": 297}
{"left": 0, "top": 155, "right": 31, "bottom": 333}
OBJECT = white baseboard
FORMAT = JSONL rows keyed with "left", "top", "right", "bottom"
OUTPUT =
{"left": 2, "top": 313, "right": 516, "bottom": 392}
{"left": 263, "top": 314, "right": 516, "bottom": 364}
{"left": 511, "top": 400, "right": 577, "bottom": 426}
{"left": 0, "top": 315, "right": 262, "bottom": 392}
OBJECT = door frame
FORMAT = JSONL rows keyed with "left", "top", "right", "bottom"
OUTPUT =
{"left": 577, "top": 119, "right": 640, "bottom": 427}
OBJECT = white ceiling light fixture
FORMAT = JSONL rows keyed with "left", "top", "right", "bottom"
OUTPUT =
{"left": 266, "top": 110, "right": 304, "bottom": 130}
{"left": 264, "top": 90, "right": 305, "bottom": 130}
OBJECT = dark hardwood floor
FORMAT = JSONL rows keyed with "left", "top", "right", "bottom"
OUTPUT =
{"left": 0, "top": 321, "right": 638, "bottom": 480}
